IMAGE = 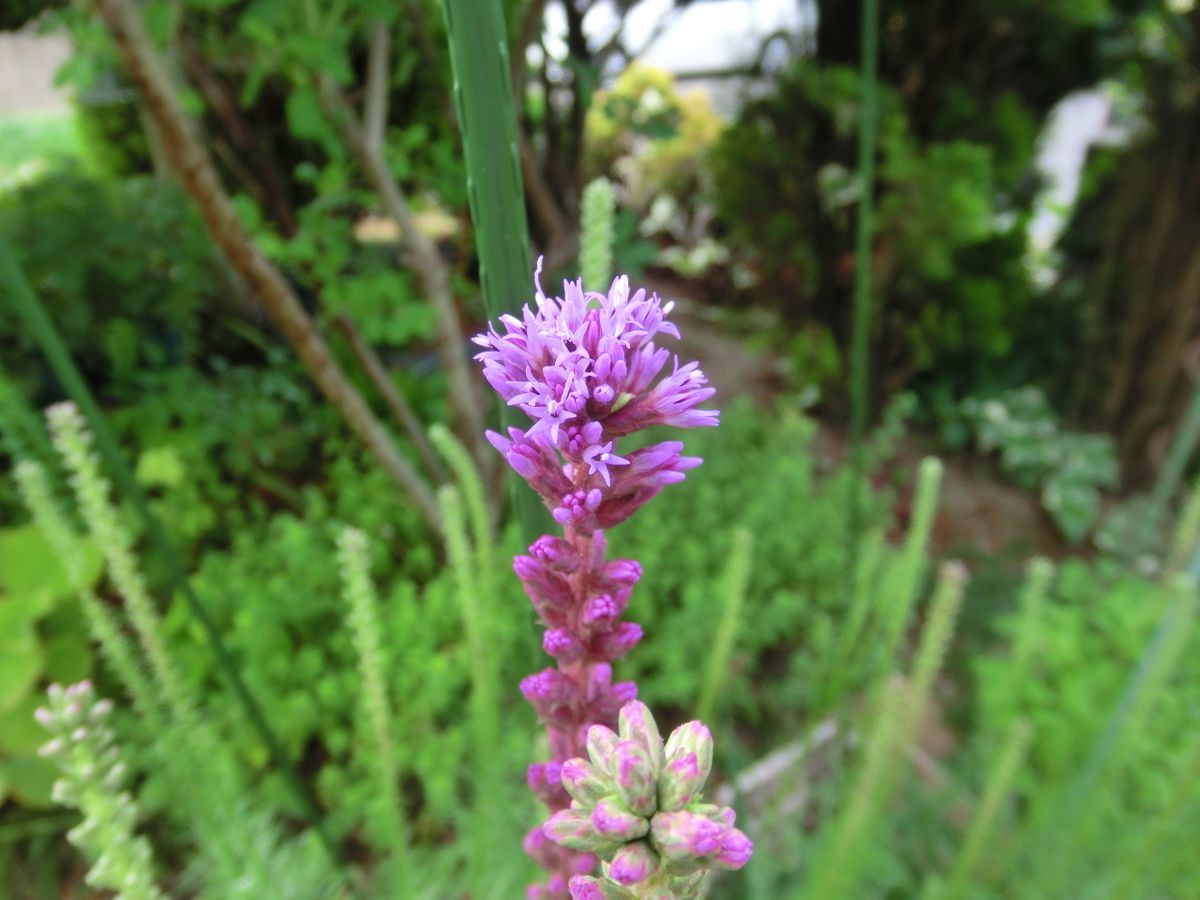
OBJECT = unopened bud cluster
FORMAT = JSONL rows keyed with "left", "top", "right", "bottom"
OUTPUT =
{"left": 37, "top": 681, "right": 162, "bottom": 900}
{"left": 544, "top": 701, "right": 752, "bottom": 899}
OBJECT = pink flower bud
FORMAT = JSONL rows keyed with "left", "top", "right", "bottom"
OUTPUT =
{"left": 714, "top": 828, "right": 753, "bottom": 870}
{"left": 544, "top": 809, "right": 603, "bottom": 853}
{"left": 590, "top": 797, "right": 649, "bottom": 842}
{"left": 650, "top": 809, "right": 726, "bottom": 860}
{"left": 560, "top": 757, "right": 610, "bottom": 807}
{"left": 659, "top": 721, "right": 713, "bottom": 811}
{"left": 607, "top": 841, "right": 660, "bottom": 886}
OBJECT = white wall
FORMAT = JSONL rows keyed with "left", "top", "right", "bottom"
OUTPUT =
{"left": 0, "top": 31, "right": 72, "bottom": 116}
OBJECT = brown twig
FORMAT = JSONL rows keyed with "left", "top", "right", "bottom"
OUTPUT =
{"left": 93, "top": 0, "right": 442, "bottom": 532}
{"left": 510, "top": 0, "right": 548, "bottom": 94}
{"left": 316, "top": 77, "right": 490, "bottom": 473}
{"left": 334, "top": 312, "right": 448, "bottom": 485}
{"left": 363, "top": 19, "right": 391, "bottom": 156}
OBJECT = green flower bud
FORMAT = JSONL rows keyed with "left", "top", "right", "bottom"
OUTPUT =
{"left": 561, "top": 756, "right": 612, "bottom": 808}
{"left": 543, "top": 808, "right": 605, "bottom": 852}
{"left": 591, "top": 797, "right": 650, "bottom": 842}
{"left": 612, "top": 740, "right": 658, "bottom": 817}
{"left": 618, "top": 700, "right": 665, "bottom": 777}
{"left": 659, "top": 721, "right": 713, "bottom": 812}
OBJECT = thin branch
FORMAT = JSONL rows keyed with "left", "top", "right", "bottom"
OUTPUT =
{"left": 93, "top": 0, "right": 442, "bottom": 533}
{"left": 363, "top": 19, "right": 391, "bottom": 155}
{"left": 316, "top": 78, "right": 490, "bottom": 472}
{"left": 179, "top": 30, "right": 299, "bottom": 235}
{"left": 510, "top": 0, "right": 548, "bottom": 93}
{"left": 519, "top": 129, "right": 574, "bottom": 263}
{"left": 334, "top": 312, "right": 448, "bottom": 485}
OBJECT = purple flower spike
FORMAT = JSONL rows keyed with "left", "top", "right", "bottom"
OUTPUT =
{"left": 475, "top": 263, "right": 731, "bottom": 895}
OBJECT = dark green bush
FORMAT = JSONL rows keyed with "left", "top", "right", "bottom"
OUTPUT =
{"left": 0, "top": 166, "right": 222, "bottom": 401}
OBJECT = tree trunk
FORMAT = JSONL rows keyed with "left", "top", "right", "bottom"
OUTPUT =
{"left": 1078, "top": 101, "right": 1200, "bottom": 483}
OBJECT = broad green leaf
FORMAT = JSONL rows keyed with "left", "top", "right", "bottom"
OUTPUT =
{"left": 0, "top": 694, "right": 48, "bottom": 755}
{"left": 2, "top": 754, "right": 57, "bottom": 808}
{"left": 0, "top": 643, "right": 41, "bottom": 713}
{"left": 0, "top": 524, "right": 102, "bottom": 598}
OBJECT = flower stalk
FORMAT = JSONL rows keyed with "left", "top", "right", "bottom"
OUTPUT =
{"left": 473, "top": 262, "right": 747, "bottom": 897}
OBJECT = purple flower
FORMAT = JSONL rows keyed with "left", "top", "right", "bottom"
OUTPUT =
{"left": 475, "top": 263, "right": 727, "bottom": 895}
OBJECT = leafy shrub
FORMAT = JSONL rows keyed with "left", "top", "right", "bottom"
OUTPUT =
{"left": 584, "top": 63, "right": 728, "bottom": 279}
{"left": 611, "top": 398, "right": 893, "bottom": 727}
{"left": 960, "top": 387, "right": 1119, "bottom": 541}
{"left": 709, "top": 61, "right": 1046, "bottom": 404}
{"left": 0, "top": 167, "right": 221, "bottom": 400}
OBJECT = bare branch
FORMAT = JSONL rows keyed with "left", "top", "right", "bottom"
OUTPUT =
{"left": 510, "top": 0, "right": 547, "bottom": 93}
{"left": 334, "top": 312, "right": 448, "bottom": 485}
{"left": 93, "top": 0, "right": 442, "bottom": 532}
{"left": 316, "top": 79, "right": 489, "bottom": 470}
{"left": 363, "top": 19, "right": 391, "bottom": 156}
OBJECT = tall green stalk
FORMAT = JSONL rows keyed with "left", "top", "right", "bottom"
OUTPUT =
{"left": 336, "top": 528, "right": 410, "bottom": 881}
{"left": 0, "top": 236, "right": 336, "bottom": 862}
{"left": 441, "top": 0, "right": 549, "bottom": 542}
{"left": 697, "top": 527, "right": 753, "bottom": 722}
{"left": 846, "top": 0, "right": 881, "bottom": 563}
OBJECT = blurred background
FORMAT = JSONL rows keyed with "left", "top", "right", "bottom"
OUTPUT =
{"left": 1, "top": 0, "right": 1199, "bottom": 897}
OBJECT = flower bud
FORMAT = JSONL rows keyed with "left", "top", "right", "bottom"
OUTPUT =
{"left": 560, "top": 757, "right": 611, "bottom": 807}
{"left": 587, "top": 724, "right": 619, "bottom": 770}
{"left": 607, "top": 840, "right": 660, "bottom": 886}
{"left": 543, "top": 809, "right": 606, "bottom": 853}
{"left": 659, "top": 721, "right": 713, "bottom": 812}
{"left": 611, "top": 741, "right": 657, "bottom": 816}
{"left": 568, "top": 876, "right": 634, "bottom": 900}
{"left": 650, "top": 810, "right": 726, "bottom": 860}
{"left": 714, "top": 828, "right": 753, "bottom": 870}
{"left": 529, "top": 535, "right": 580, "bottom": 572}
{"left": 593, "top": 622, "right": 643, "bottom": 661}
{"left": 521, "top": 669, "right": 576, "bottom": 716}
{"left": 543, "top": 628, "right": 585, "bottom": 663}
{"left": 617, "top": 700, "right": 665, "bottom": 777}
{"left": 591, "top": 797, "right": 649, "bottom": 842}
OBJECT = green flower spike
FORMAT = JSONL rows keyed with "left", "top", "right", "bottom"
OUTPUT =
{"left": 37, "top": 681, "right": 163, "bottom": 900}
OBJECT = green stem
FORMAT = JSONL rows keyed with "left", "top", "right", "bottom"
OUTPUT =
{"left": 442, "top": 0, "right": 551, "bottom": 542}
{"left": 846, "top": 0, "right": 881, "bottom": 570}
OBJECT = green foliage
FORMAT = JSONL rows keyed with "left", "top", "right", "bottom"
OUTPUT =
{"left": 709, "top": 59, "right": 1048, "bottom": 402}
{"left": 960, "top": 387, "right": 1119, "bottom": 541}
{"left": 611, "top": 399, "right": 894, "bottom": 724}
{"left": 73, "top": 96, "right": 153, "bottom": 178}
{"left": 0, "top": 112, "right": 83, "bottom": 189}
{"left": 585, "top": 63, "right": 728, "bottom": 280}
{"left": 0, "top": 167, "right": 221, "bottom": 400}
{"left": 0, "top": 523, "right": 100, "bottom": 809}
